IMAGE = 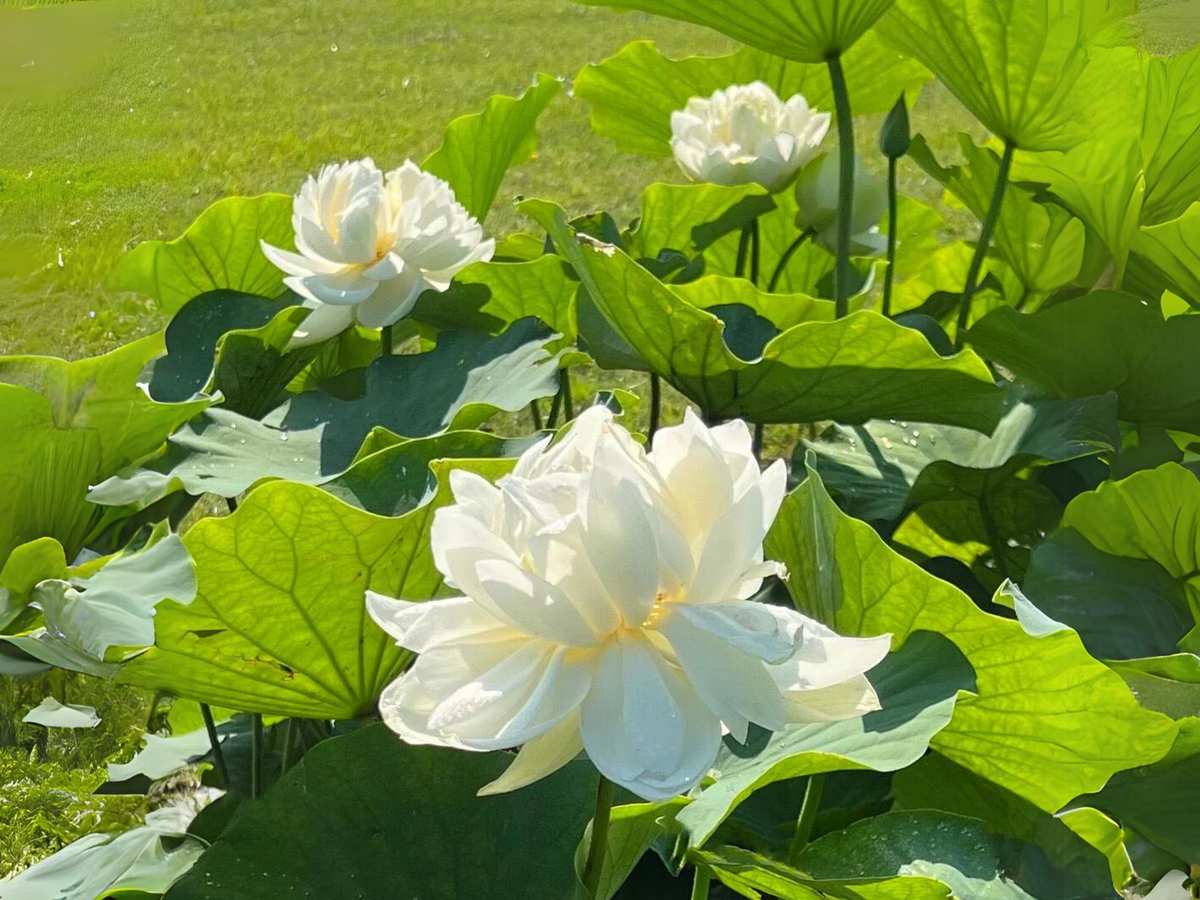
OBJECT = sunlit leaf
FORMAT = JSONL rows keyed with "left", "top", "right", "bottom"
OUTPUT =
{"left": 121, "top": 463, "right": 512, "bottom": 719}
{"left": 882, "top": 0, "right": 1126, "bottom": 150}
{"left": 113, "top": 194, "right": 293, "bottom": 312}
{"left": 765, "top": 463, "right": 1177, "bottom": 814}
{"left": 575, "top": 35, "right": 929, "bottom": 156}
{"left": 524, "top": 199, "right": 1004, "bottom": 430}
{"left": 423, "top": 73, "right": 561, "bottom": 221}
{"left": 0, "top": 336, "right": 207, "bottom": 571}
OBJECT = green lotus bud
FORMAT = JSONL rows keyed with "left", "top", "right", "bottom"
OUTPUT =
{"left": 793, "top": 152, "right": 889, "bottom": 251}
{"left": 879, "top": 94, "right": 911, "bottom": 159}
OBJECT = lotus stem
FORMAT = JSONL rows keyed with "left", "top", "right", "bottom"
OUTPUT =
{"left": 561, "top": 369, "right": 575, "bottom": 422}
{"left": 735, "top": 222, "right": 752, "bottom": 279}
{"left": 529, "top": 399, "right": 544, "bottom": 431}
{"left": 280, "top": 718, "right": 295, "bottom": 774}
{"left": 882, "top": 156, "right": 899, "bottom": 317}
{"left": 956, "top": 139, "right": 1016, "bottom": 346}
{"left": 381, "top": 324, "right": 394, "bottom": 357}
{"left": 787, "top": 773, "right": 825, "bottom": 863}
{"left": 201, "top": 703, "right": 230, "bottom": 787}
{"left": 753, "top": 423, "right": 764, "bottom": 460}
{"left": 690, "top": 868, "right": 712, "bottom": 900}
{"left": 750, "top": 218, "right": 761, "bottom": 286}
{"left": 826, "top": 53, "right": 855, "bottom": 319}
{"left": 251, "top": 713, "right": 264, "bottom": 799}
{"left": 582, "top": 775, "right": 617, "bottom": 899}
{"left": 768, "top": 229, "right": 815, "bottom": 293}
{"left": 648, "top": 373, "right": 662, "bottom": 441}
{"left": 546, "top": 384, "right": 564, "bottom": 430}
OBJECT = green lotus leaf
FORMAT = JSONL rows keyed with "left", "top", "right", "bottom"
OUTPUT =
{"left": 21, "top": 697, "right": 101, "bottom": 730}
{"left": 89, "top": 411, "right": 535, "bottom": 517}
{"left": 1127, "top": 202, "right": 1200, "bottom": 310}
{"left": 882, "top": 0, "right": 1129, "bottom": 151}
{"left": 967, "top": 292, "right": 1200, "bottom": 433}
{"left": 1023, "top": 528, "right": 1193, "bottom": 663}
{"left": 572, "top": 799, "right": 687, "bottom": 900}
{"left": 0, "top": 537, "right": 68, "bottom": 631}
{"left": 1053, "top": 463, "right": 1200, "bottom": 649}
{"left": 790, "top": 809, "right": 1107, "bottom": 898}
{"left": 524, "top": 199, "right": 1004, "bottom": 430}
{"left": 411, "top": 256, "right": 577, "bottom": 337}
{"left": 146, "top": 290, "right": 290, "bottom": 404}
{"left": 112, "top": 194, "right": 293, "bottom": 312}
{"left": 423, "top": 73, "right": 560, "bottom": 222}
{"left": 0, "top": 812, "right": 205, "bottom": 900}
{"left": 1083, "top": 718, "right": 1200, "bottom": 864}
{"left": 1106, "top": 654, "right": 1200, "bottom": 721}
{"left": 676, "top": 631, "right": 972, "bottom": 850}
{"left": 162, "top": 724, "right": 596, "bottom": 900}
{"left": 120, "top": 462, "right": 512, "bottom": 719}
{"left": 0, "top": 336, "right": 207, "bottom": 572}
{"left": 910, "top": 135, "right": 1086, "bottom": 300}
{"left": 577, "top": 0, "right": 895, "bottom": 63}
{"left": 894, "top": 754, "right": 1134, "bottom": 893}
{"left": 765, "top": 463, "right": 1177, "bottom": 814}
{"left": 575, "top": 35, "right": 929, "bottom": 157}
{"left": 629, "top": 182, "right": 775, "bottom": 261}
{"left": 265, "top": 319, "right": 560, "bottom": 469}
{"left": 804, "top": 391, "right": 1118, "bottom": 523}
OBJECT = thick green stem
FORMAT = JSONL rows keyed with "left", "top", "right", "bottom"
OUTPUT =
{"left": 546, "top": 382, "right": 564, "bottom": 430}
{"left": 381, "top": 324, "right": 394, "bottom": 357}
{"left": 978, "top": 493, "right": 1011, "bottom": 583}
{"left": 753, "top": 423, "right": 765, "bottom": 460}
{"left": 882, "top": 156, "right": 899, "bottom": 317}
{"left": 768, "top": 230, "right": 814, "bottom": 293}
{"left": 749, "top": 218, "right": 761, "bottom": 286}
{"left": 735, "top": 222, "right": 752, "bottom": 279}
{"left": 690, "top": 868, "right": 712, "bottom": 900}
{"left": 582, "top": 775, "right": 617, "bottom": 899}
{"left": 787, "top": 774, "right": 825, "bottom": 863}
{"left": 826, "top": 53, "right": 855, "bottom": 319}
{"left": 251, "top": 713, "right": 264, "bottom": 800}
{"left": 200, "top": 703, "right": 230, "bottom": 787}
{"left": 529, "top": 400, "right": 544, "bottom": 431}
{"left": 280, "top": 719, "right": 296, "bottom": 774}
{"left": 561, "top": 369, "right": 575, "bottom": 422}
{"left": 648, "top": 373, "right": 662, "bottom": 441}
{"left": 956, "top": 139, "right": 1016, "bottom": 345}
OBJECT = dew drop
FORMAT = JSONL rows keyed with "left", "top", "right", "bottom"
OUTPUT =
{"left": 330, "top": 43, "right": 339, "bottom": 52}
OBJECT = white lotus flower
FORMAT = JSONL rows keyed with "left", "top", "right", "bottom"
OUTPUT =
{"left": 1145, "top": 871, "right": 1191, "bottom": 900}
{"left": 368, "top": 407, "right": 890, "bottom": 801}
{"left": 794, "top": 152, "right": 889, "bottom": 256}
{"left": 670, "top": 82, "right": 831, "bottom": 192}
{"left": 261, "top": 158, "right": 494, "bottom": 347}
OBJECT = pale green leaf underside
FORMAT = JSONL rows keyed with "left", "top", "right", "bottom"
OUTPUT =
{"left": 576, "top": 0, "right": 895, "bottom": 63}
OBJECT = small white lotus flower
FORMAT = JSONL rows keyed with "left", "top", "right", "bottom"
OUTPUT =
{"left": 1144, "top": 871, "right": 1191, "bottom": 900}
{"left": 670, "top": 82, "right": 831, "bottom": 193}
{"left": 794, "top": 152, "right": 890, "bottom": 256}
{"left": 368, "top": 407, "right": 890, "bottom": 801}
{"left": 261, "top": 158, "right": 494, "bottom": 347}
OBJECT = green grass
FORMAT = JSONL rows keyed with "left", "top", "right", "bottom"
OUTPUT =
{"left": 0, "top": 0, "right": 737, "bottom": 357}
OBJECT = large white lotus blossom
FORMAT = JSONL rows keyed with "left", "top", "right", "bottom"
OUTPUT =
{"left": 794, "top": 152, "right": 890, "bottom": 256}
{"left": 261, "top": 158, "right": 494, "bottom": 347}
{"left": 368, "top": 407, "right": 890, "bottom": 801}
{"left": 670, "top": 82, "right": 831, "bottom": 192}
{"left": 1145, "top": 871, "right": 1192, "bottom": 900}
